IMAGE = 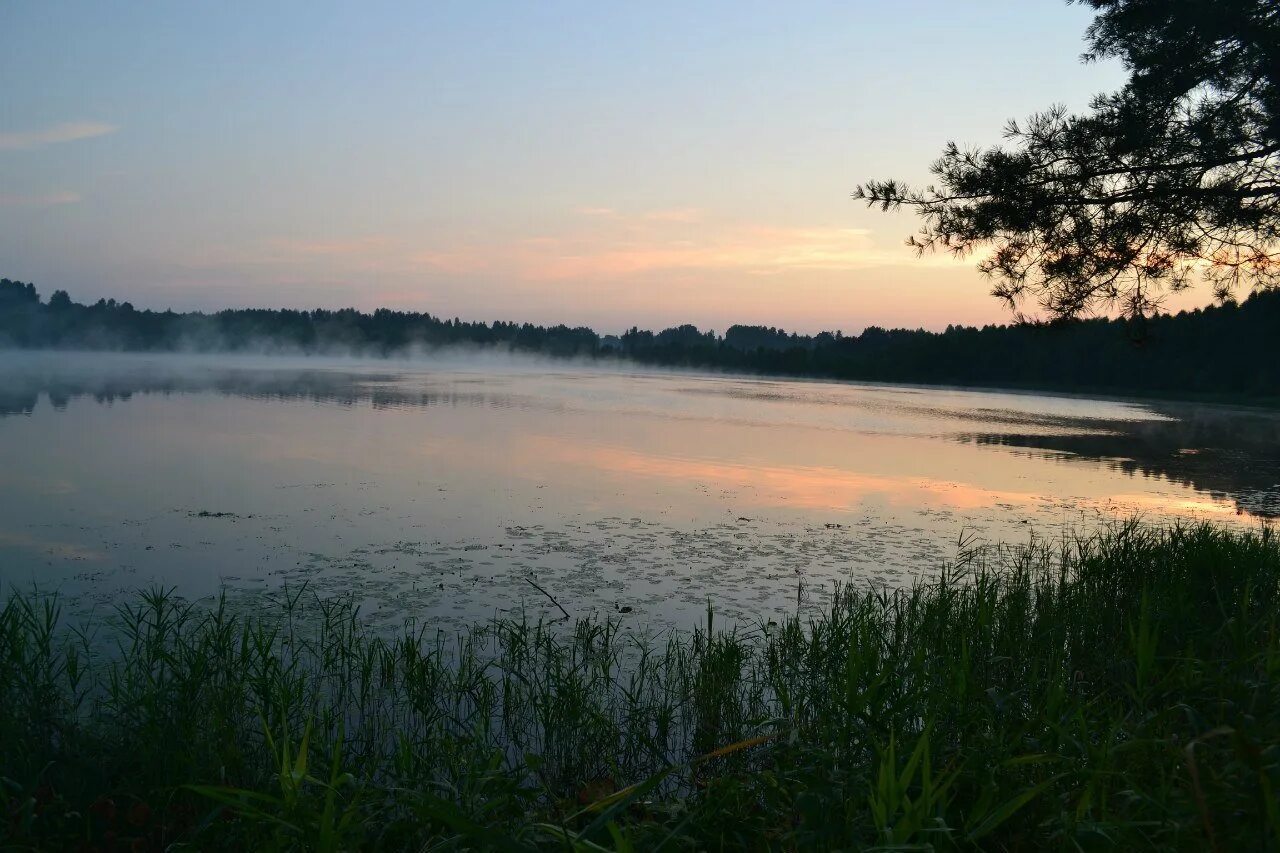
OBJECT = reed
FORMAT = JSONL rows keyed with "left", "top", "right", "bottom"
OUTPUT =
{"left": 2, "top": 520, "right": 1278, "bottom": 850}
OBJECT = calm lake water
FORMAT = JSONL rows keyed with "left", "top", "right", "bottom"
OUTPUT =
{"left": 1, "top": 351, "right": 1276, "bottom": 630}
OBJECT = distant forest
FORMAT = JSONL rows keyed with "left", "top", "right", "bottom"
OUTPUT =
{"left": 2, "top": 277, "right": 1277, "bottom": 399}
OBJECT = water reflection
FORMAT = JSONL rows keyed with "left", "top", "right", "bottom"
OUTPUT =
{"left": 958, "top": 404, "right": 1280, "bottom": 517}
{"left": 4, "top": 354, "right": 1274, "bottom": 518}
{"left": 0, "top": 358, "right": 535, "bottom": 416}
{"left": 2, "top": 352, "right": 1276, "bottom": 631}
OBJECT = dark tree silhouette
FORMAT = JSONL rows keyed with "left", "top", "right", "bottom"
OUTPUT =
{"left": 2, "top": 276, "right": 1278, "bottom": 399}
{"left": 856, "top": 0, "right": 1280, "bottom": 320}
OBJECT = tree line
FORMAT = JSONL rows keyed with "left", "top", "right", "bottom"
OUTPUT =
{"left": 2, "top": 277, "right": 1276, "bottom": 398}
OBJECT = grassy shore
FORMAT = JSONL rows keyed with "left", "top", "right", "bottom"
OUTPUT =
{"left": 3, "top": 521, "right": 1278, "bottom": 850}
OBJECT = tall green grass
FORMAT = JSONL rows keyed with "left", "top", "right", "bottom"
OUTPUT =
{"left": 2, "top": 521, "right": 1278, "bottom": 850}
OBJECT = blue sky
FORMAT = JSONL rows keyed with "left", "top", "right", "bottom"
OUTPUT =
{"left": 1, "top": 1, "right": 1132, "bottom": 333}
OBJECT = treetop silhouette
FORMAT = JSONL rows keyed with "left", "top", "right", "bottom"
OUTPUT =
{"left": 2, "top": 276, "right": 1277, "bottom": 399}
{"left": 856, "top": 0, "right": 1280, "bottom": 321}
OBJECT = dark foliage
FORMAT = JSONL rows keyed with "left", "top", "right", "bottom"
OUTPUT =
{"left": 0, "top": 279, "right": 600, "bottom": 358}
{"left": 623, "top": 299, "right": 1280, "bottom": 399}
{"left": 2, "top": 277, "right": 1278, "bottom": 399}
{"left": 857, "top": 0, "right": 1280, "bottom": 320}
{"left": 3, "top": 523, "right": 1280, "bottom": 848}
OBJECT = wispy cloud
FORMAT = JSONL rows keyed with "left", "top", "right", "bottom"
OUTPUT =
{"left": 232, "top": 210, "right": 963, "bottom": 288}
{"left": 519, "top": 225, "right": 879, "bottom": 280}
{"left": 0, "top": 190, "right": 82, "bottom": 207}
{"left": 506, "top": 216, "right": 962, "bottom": 281}
{"left": 0, "top": 121, "right": 118, "bottom": 151}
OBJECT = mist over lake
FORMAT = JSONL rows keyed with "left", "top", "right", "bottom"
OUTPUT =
{"left": 2, "top": 351, "right": 1273, "bottom": 631}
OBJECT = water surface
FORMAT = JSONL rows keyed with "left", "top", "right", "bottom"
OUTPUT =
{"left": 1, "top": 352, "right": 1275, "bottom": 630}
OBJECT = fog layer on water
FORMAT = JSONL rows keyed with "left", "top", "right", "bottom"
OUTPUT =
{"left": 1, "top": 350, "right": 1276, "bottom": 631}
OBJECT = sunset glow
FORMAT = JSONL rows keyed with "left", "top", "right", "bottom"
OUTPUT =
{"left": 0, "top": 1, "right": 1139, "bottom": 332}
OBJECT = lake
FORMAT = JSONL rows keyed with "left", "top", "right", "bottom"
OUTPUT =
{"left": 1, "top": 351, "right": 1276, "bottom": 631}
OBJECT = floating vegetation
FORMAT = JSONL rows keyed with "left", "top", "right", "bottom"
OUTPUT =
{"left": 2, "top": 521, "right": 1278, "bottom": 849}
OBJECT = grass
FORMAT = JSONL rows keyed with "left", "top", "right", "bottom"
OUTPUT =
{"left": 2, "top": 520, "right": 1279, "bottom": 850}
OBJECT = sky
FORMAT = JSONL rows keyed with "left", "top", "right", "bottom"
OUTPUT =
{"left": 0, "top": 1, "right": 1146, "bottom": 334}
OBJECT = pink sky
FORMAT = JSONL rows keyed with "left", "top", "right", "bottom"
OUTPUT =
{"left": 0, "top": 2, "right": 1219, "bottom": 334}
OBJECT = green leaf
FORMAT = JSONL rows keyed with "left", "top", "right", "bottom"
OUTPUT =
{"left": 965, "top": 776, "right": 1064, "bottom": 841}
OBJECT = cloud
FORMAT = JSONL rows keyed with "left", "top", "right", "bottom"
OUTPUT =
{"left": 232, "top": 210, "right": 965, "bottom": 291}
{"left": 411, "top": 212, "right": 936, "bottom": 282}
{"left": 509, "top": 220, "right": 957, "bottom": 281}
{"left": 0, "top": 190, "right": 82, "bottom": 207}
{"left": 0, "top": 121, "right": 118, "bottom": 151}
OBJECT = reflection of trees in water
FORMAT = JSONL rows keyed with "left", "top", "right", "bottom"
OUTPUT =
{"left": 0, "top": 367, "right": 531, "bottom": 418}
{"left": 5, "top": 362, "right": 1278, "bottom": 518}
{"left": 959, "top": 404, "right": 1280, "bottom": 517}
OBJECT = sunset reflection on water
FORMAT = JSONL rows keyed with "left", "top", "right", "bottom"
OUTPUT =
{"left": 0, "top": 353, "right": 1274, "bottom": 629}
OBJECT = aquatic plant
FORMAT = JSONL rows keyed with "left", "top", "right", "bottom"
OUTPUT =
{"left": 1, "top": 521, "right": 1278, "bottom": 849}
